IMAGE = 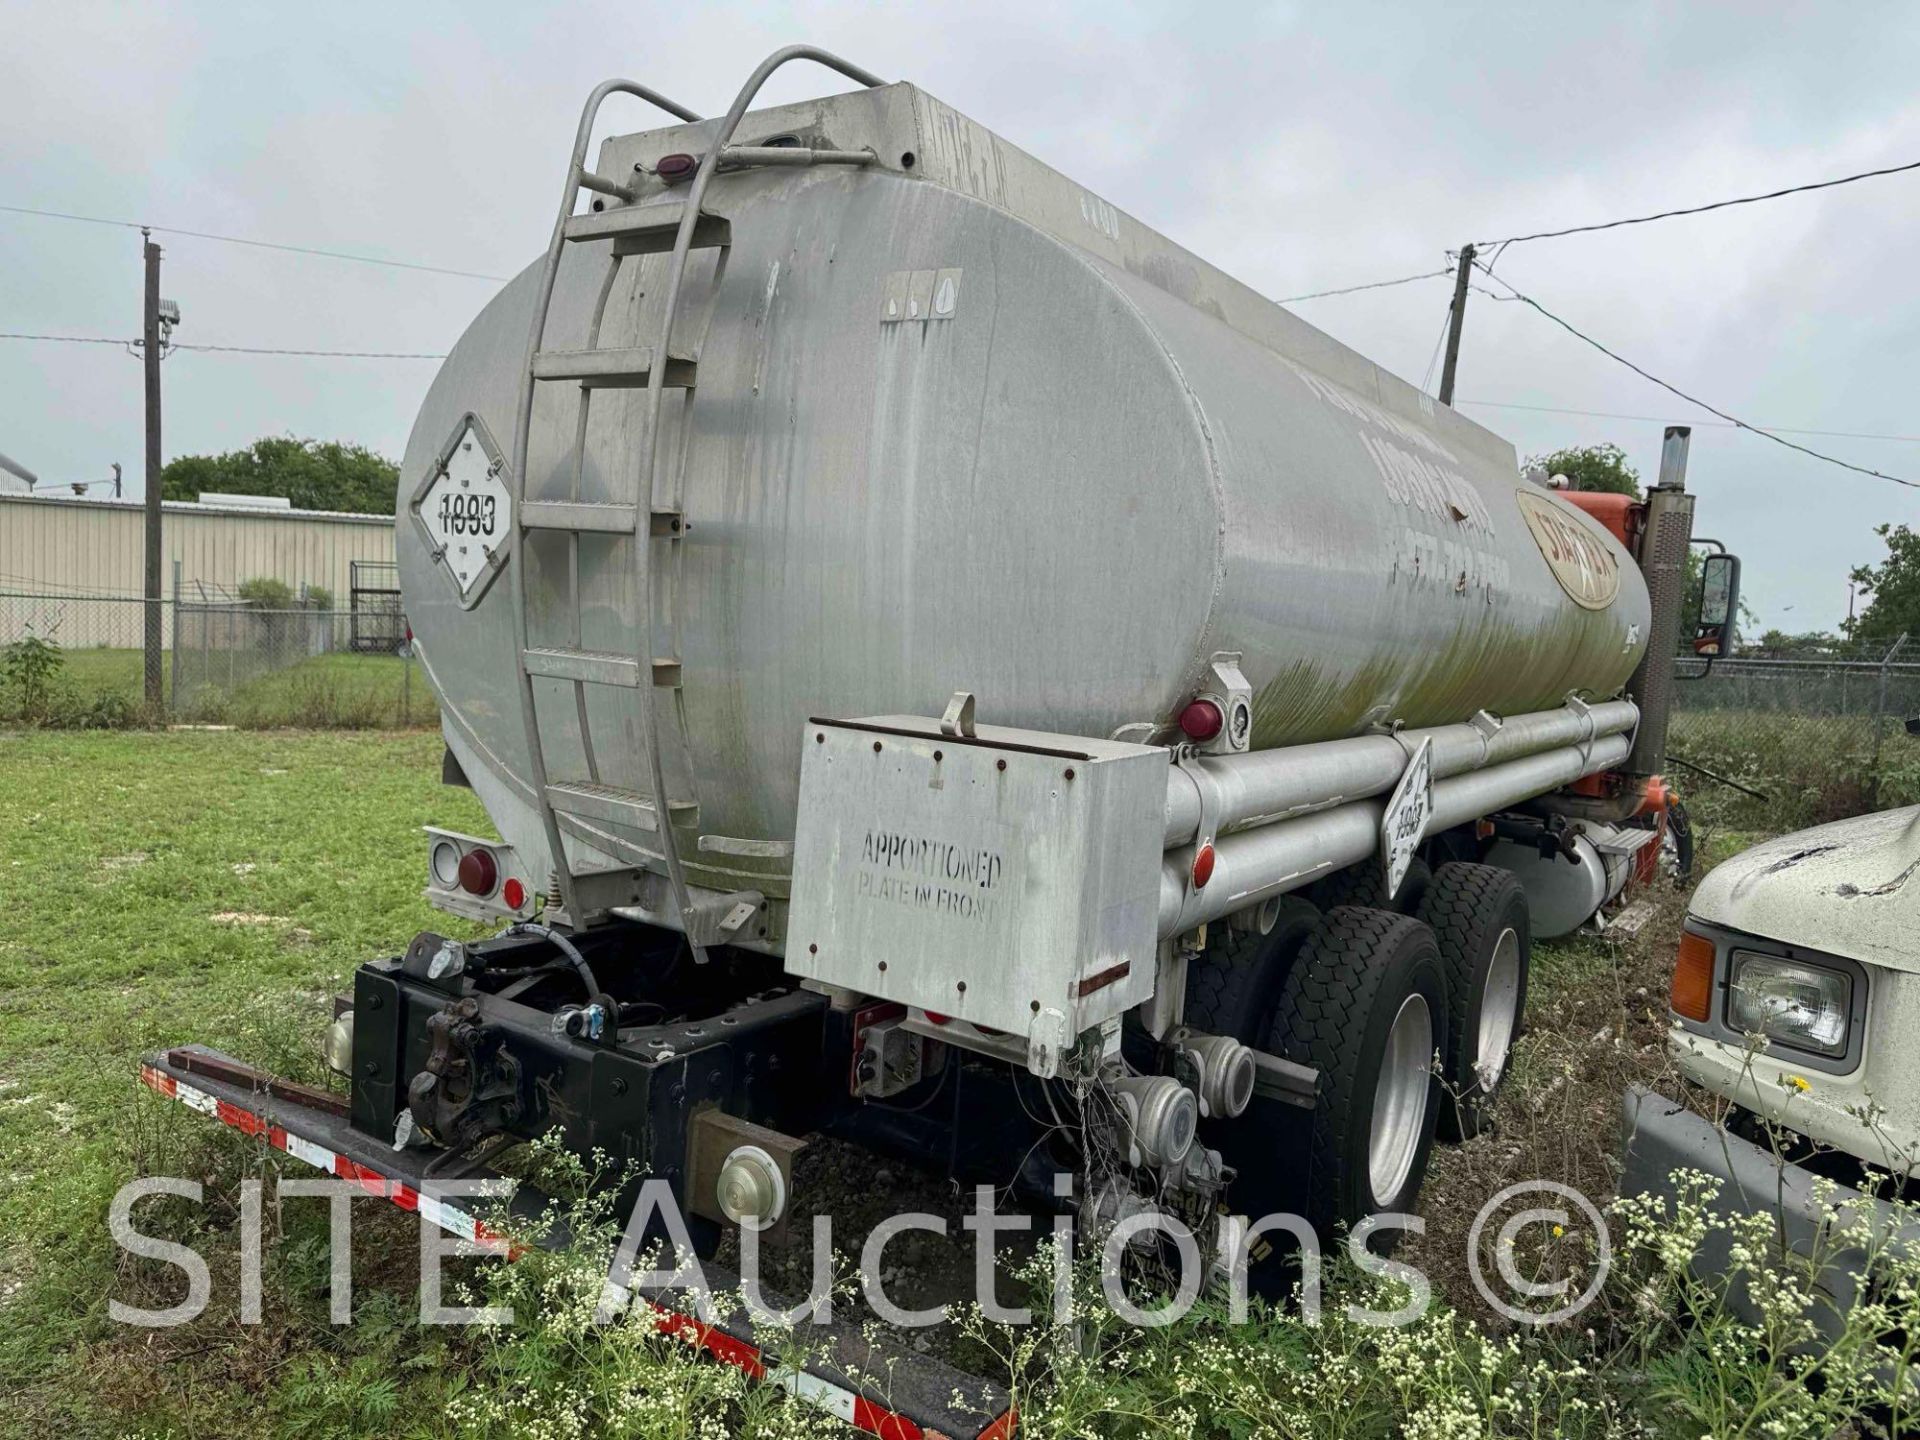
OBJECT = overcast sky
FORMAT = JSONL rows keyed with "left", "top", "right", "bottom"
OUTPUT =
{"left": 4, "top": 1, "right": 1917, "bottom": 633}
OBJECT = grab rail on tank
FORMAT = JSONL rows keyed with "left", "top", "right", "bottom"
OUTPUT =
{"left": 510, "top": 80, "right": 704, "bottom": 928}
{"left": 630, "top": 47, "right": 886, "bottom": 959}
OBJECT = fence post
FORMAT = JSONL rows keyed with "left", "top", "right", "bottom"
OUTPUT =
{"left": 168, "top": 560, "right": 181, "bottom": 718}
{"left": 1871, "top": 633, "right": 1910, "bottom": 804}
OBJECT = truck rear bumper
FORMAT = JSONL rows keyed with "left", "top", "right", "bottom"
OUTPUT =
{"left": 1619, "top": 1085, "right": 1919, "bottom": 1339}
{"left": 140, "top": 1046, "right": 1015, "bottom": 1440}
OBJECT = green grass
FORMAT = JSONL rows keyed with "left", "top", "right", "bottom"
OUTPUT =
{"left": 7, "top": 732, "right": 1917, "bottom": 1438}
{"left": 1668, "top": 706, "right": 1920, "bottom": 831}
{"left": 11, "top": 646, "right": 435, "bottom": 728}
{"left": 0, "top": 730, "right": 487, "bottom": 1434}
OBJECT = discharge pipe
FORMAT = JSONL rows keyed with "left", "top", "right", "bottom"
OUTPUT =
{"left": 1162, "top": 698, "right": 1638, "bottom": 847}
{"left": 1158, "top": 732, "right": 1632, "bottom": 937}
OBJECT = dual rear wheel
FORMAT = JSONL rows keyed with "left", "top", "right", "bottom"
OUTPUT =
{"left": 1191, "top": 861, "right": 1531, "bottom": 1240}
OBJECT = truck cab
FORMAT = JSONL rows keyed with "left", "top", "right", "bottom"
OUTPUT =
{"left": 1625, "top": 802, "right": 1920, "bottom": 1316}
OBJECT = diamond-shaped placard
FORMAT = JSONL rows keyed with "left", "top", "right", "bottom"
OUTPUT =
{"left": 412, "top": 415, "right": 512, "bottom": 606}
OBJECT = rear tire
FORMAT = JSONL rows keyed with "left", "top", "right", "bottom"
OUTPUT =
{"left": 1185, "top": 898, "right": 1320, "bottom": 1043}
{"left": 1304, "top": 858, "right": 1431, "bottom": 917}
{"left": 1265, "top": 906, "right": 1449, "bottom": 1238}
{"left": 1417, "top": 863, "right": 1531, "bottom": 1142}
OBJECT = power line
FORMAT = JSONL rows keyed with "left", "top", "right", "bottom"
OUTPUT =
{"left": 0, "top": 202, "right": 510, "bottom": 282}
{"left": 1, "top": 331, "right": 445, "bottom": 359}
{"left": 0, "top": 331, "right": 128, "bottom": 345}
{"left": 1475, "top": 156, "right": 1920, "bottom": 249}
{"left": 1470, "top": 261, "right": 1918, "bottom": 490}
{"left": 173, "top": 342, "right": 447, "bottom": 359}
{"left": 1456, "top": 398, "right": 1920, "bottom": 445}
{"left": 1277, "top": 268, "right": 1451, "bottom": 304}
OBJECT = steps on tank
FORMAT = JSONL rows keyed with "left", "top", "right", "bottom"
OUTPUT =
{"left": 562, "top": 200, "right": 731, "bottom": 255}
{"left": 547, "top": 780, "right": 696, "bottom": 833}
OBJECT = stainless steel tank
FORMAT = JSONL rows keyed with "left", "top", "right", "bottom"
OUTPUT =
{"left": 398, "top": 81, "right": 1650, "bottom": 895}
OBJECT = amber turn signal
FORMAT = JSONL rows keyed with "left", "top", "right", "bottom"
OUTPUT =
{"left": 1670, "top": 930, "right": 1716, "bottom": 1022}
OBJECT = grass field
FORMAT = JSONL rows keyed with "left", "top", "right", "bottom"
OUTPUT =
{"left": 0, "top": 730, "right": 488, "bottom": 1434}
{"left": 3, "top": 731, "right": 1913, "bottom": 1437}
{"left": 9, "top": 646, "right": 435, "bottom": 728}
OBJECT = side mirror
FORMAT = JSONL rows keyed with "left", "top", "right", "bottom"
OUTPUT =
{"left": 1693, "top": 552, "right": 1741, "bottom": 655}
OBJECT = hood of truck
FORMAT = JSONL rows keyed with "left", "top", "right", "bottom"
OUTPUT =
{"left": 1691, "top": 805, "right": 1920, "bottom": 972}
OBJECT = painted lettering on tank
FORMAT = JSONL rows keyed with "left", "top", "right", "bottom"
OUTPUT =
{"left": 1359, "top": 433, "right": 1495, "bottom": 539}
{"left": 1282, "top": 358, "right": 1458, "bottom": 464}
{"left": 1383, "top": 526, "right": 1512, "bottom": 602}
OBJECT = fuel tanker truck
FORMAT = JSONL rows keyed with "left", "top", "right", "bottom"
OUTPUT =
{"left": 142, "top": 46, "right": 1740, "bottom": 1437}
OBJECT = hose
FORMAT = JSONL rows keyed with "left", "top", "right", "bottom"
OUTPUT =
{"left": 503, "top": 922, "right": 604, "bottom": 1000}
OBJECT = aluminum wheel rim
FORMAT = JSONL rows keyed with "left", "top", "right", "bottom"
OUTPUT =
{"left": 1369, "top": 992, "right": 1433, "bottom": 1204}
{"left": 1475, "top": 927, "right": 1521, "bottom": 1093}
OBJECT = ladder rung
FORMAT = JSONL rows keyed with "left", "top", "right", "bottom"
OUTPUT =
{"left": 524, "top": 647, "right": 640, "bottom": 687}
{"left": 520, "top": 503, "right": 686, "bottom": 537}
{"left": 523, "top": 649, "right": 682, "bottom": 688}
{"left": 531, "top": 346, "right": 698, "bottom": 389}
{"left": 548, "top": 781, "right": 696, "bottom": 832}
{"left": 563, "top": 201, "right": 732, "bottom": 256}
{"left": 521, "top": 501, "right": 637, "bottom": 534}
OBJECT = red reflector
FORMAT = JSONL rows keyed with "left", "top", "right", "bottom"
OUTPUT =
{"left": 657, "top": 152, "right": 698, "bottom": 181}
{"left": 457, "top": 848, "right": 498, "bottom": 897}
{"left": 1191, "top": 843, "right": 1216, "bottom": 890}
{"left": 923, "top": 1011, "right": 951, "bottom": 1027}
{"left": 501, "top": 877, "right": 526, "bottom": 911}
{"left": 1178, "top": 699, "right": 1224, "bottom": 742}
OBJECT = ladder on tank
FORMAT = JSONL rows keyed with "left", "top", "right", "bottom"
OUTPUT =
{"left": 509, "top": 48, "right": 885, "bottom": 956}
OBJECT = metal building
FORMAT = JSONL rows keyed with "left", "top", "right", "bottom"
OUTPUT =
{"left": 0, "top": 492, "right": 395, "bottom": 646}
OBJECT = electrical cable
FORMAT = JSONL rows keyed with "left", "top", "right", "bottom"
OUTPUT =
{"left": 0, "top": 331, "right": 446, "bottom": 359}
{"left": 1474, "top": 156, "right": 1920, "bottom": 249}
{"left": 1276, "top": 268, "right": 1451, "bottom": 304}
{"left": 0, "top": 202, "right": 510, "bottom": 282}
{"left": 1470, "top": 261, "right": 1919, "bottom": 490}
{"left": 1456, "top": 398, "right": 1920, "bottom": 444}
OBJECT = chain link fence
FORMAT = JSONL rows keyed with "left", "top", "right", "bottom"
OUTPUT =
{"left": 0, "top": 586, "right": 429, "bottom": 728}
{"left": 1668, "top": 636, "right": 1920, "bottom": 832}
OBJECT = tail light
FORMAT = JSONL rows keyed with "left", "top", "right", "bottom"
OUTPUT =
{"left": 1670, "top": 930, "right": 1716, "bottom": 1022}
{"left": 657, "top": 153, "right": 698, "bottom": 182}
{"left": 1179, "top": 699, "right": 1224, "bottom": 742}
{"left": 457, "top": 848, "right": 498, "bottom": 897}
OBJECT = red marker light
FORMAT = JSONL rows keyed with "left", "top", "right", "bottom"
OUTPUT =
{"left": 501, "top": 877, "right": 527, "bottom": 911}
{"left": 457, "top": 848, "right": 498, "bottom": 896}
{"left": 656, "top": 153, "right": 698, "bottom": 182}
{"left": 923, "top": 1011, "right": 951, "bottom": 1027}
{"left": 1178, "top": 699, "right": 1224, "bottom": 742}
{"left": 1191, "top": 843, "right": 1216, "bottom": 890}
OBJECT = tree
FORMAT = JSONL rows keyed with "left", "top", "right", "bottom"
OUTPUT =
{"left": 162, "top": 437, "right": 399, "bottom": 514}
{"left": 1525, "top": 442, "right": 1641, "bottom": 498}
{"left": 1844, "top": 523, "right": 1920, "bottom": 644}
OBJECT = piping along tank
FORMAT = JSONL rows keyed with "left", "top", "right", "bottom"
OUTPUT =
{"left": 399, "top": 82, "right": 1649, "bottom": 899}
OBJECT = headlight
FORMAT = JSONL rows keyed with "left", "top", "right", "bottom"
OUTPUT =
{"left": 1726, "top": 951, "right": 1851, "bottom": 1057}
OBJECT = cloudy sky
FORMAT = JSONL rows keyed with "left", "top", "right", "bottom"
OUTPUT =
{"left": 4, "top": 1, "right": 1916, "bottom": 633}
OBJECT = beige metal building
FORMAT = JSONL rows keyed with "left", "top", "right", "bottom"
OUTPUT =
{"left": 0, "top": 493, "right": 396, "bottom": 647}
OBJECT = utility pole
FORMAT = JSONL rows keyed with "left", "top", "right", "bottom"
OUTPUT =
{"left": 142, "top": 230, "right": 164, "bottom": 711}
{"left": 1437, "top": 243, "right": 1475, "bottom": 407}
